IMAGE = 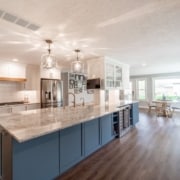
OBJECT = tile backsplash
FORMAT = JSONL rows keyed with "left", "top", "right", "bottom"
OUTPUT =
{"left": 0, "top": 81, "right": 40, "bottom": 103}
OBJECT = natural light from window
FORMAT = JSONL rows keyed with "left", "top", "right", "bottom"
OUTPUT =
{"left": 154, "top": 78, "right": 180, "bottom": 101}
{"left": 137, "top": 79, "right": 146, "bottom": 100}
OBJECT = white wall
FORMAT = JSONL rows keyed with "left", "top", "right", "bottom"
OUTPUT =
{"left": 130, "top": 64, "right": 180, "bottom": 76}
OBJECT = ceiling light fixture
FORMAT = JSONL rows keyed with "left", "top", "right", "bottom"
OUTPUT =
{"left": 71, "top": 49, "right": 84, "bottom": 73}
{"left": 41, "top": 40, "right": 57, "bottom": 69}
{"left": 12, "top": 58, "right": 18, "bottom": 62}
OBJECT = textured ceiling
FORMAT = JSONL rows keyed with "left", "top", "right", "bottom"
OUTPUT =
{"left": 0, "top": 0, "right": 180, "bottom": 75}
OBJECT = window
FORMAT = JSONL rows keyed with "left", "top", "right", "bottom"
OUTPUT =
{"left": 153, "top": 77, "right": 180, "bottom": 100}
{"left": 136, "top": 79, "right": 146, "bottom": 100}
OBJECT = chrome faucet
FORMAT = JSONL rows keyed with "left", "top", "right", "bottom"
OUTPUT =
{"left": 80, "top": 97, "right": 85, "bottom": 106}
{"left": 68, "top": 92, "right": 76, "bottom": 107}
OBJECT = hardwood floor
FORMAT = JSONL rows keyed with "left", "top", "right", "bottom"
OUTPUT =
{"left": 56, "top": 109, "right": 180, "bottom": 180}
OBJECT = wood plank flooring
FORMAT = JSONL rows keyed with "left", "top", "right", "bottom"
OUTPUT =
{"left": 56, "top": 109, "right": 180, "bottom": 180}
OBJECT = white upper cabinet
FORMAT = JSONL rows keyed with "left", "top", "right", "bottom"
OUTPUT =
{"left": 8, "top": 63, "right": 26, "bottom": 78}
{"left": 0, "top": 61, "right": 26, "bottom": 79}
{"left": 105, "top": 61, "right": 122, "bottom": 89}
{"left": 87, "top": 57, "right": 128, "bottom": 89}
{"left": 0, "top": 61, "right": 9, "bottom": 77}
{"left": 25, "top": 65, "right": 40, "bottom": 90}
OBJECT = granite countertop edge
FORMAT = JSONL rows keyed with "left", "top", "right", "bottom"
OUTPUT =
{"left": 0, "top": 100, "right": 138, "bottom": 143}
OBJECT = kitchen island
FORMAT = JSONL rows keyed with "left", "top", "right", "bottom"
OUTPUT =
{"left": 0, "top": 101, "right": 139, "bottom": 180}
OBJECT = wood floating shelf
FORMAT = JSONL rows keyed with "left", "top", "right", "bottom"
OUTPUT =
{"left": 0, "top": 77, "right": 27, "bottom": 82}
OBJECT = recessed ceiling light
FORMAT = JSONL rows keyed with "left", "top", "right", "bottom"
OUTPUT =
{"left": 12, "top": 58, "right": 18, "bottom": 62}
{"left": 72, "top": 41, "right": 77, "bottom": 46}
{"left": 65, "top": 41, "right": 70, "bottom": 45}
{"left": 58, "top": 33, "right": 65, "bottom": 37}
{"left": 82, "top": 44, "right": 88, "bottom": 47}
{"left": 142, "top": 63, "right": 147, "bottom": 67}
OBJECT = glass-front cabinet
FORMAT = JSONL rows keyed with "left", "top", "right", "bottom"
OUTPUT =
{"left": 105, "top": 63, "right": 114, "bottom": 88}
{"left": 114, "top": 65, "right": 122, "bottom": 88}
{"left": 105, "top": 62, "right": 122, "bottom": 89}
{"left": 86, "top": 57, "right": 126, "bottom": 90}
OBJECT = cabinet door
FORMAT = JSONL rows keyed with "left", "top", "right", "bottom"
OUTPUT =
{"left": 0, "top": 107, "right": 12, "bottom": 113}
{"left": 131, "top": 102, "right": 139, "bottom": 125}
{"left": 100, "top": 114, "right": 114, "bottom": 146}
{"left": 105, "top": 63, "right": 114, "bottom": 88}
{"left": 105, "top": 62, "right": 122, "bottom": 89}
{"left": 27, "top": 103, "right": 41, "bottom": 110}
{"left": 84, "top": 118, "right": 100, "bottom": 156}
{"left": 114, "top": 65, "right": 122, "bottom": 88}
{"left": 25, "top": 65, "right": 40, "bottom": 90}
{"left": 12, "top": 132, "right": 59, "bottom": 180}
{"left": 8, "top": 63, "right": 26, "bottom": 78}
{"left": 0, "top": 61, "right": 9, "bottom": 77}
{"left": 0, "top": 133, "right": 1, "bottom": 177}
{"left": 12, "top": 105, "right": 26, "bottom": 113}
{"left": 60, "top": 124, "right": 83, "bottom": 173}
{"left": 0, "top": 62, "right": 25, "bottom": 78}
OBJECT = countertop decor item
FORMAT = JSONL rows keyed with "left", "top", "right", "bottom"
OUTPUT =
{"left": 41, "top": 39, "right": 57, "bottom": 69}
{"left": 71, "top": 49, "right": 84, "bottom": 73}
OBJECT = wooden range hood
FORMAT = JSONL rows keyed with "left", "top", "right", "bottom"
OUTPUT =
{"left": 0, "top": 77, "right": 27, "bottom": 82}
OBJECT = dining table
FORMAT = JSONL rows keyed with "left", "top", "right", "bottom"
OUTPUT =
{"left": 152, "top": 99, "right": 180, "bottom": 117}
{"left": 152, "top": 100, "right": 172, "bottom": 117}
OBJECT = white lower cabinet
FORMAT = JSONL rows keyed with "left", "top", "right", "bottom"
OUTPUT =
{"left": 0, "top": 107, "right": 12, "bottom": 113}
{"left": 0, "top": 103, "right": 40, "bottom": 113}
{"left": 12, "top": 105, "right": 27, "bottom": 113}
{"left": 26, "top": 103, "right": 41, "bottom": 110}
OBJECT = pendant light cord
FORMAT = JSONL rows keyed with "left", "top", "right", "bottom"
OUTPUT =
{"left": 45, "top": 39, "right": 52, "bottom": 55}
{"left": 75, "top": 49, "right": 80, "bottom": 61}
{"left": 77, "top": 51, "right": 79, "bottom": 61}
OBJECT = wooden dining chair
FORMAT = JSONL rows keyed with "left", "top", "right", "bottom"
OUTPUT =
{"left": 155, "top": 102, "right": 173, "bottom": 118}
{"left": 155, "top": 102, "right": 168, "bottom": 117}
{"left": 166, "top": 106, "right": 174, "bottom": 118}
{"left": 146, "top": 100, "right": 156, "bottom": 112}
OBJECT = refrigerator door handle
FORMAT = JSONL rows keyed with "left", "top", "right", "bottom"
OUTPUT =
{"left": 52, "top": 82, "right": 56, "bottom": 101}
{"left": 48, "top": 92, "right": 51, "bottom": 100}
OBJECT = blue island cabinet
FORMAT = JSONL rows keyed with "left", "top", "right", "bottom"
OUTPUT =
{"left": 83, "top": 118, "right": 101, "bottom": 156}
{"left": 100, "top": 114, "right": 114, "bottom": 146}
{"left": 0, "top": 103, "right": 139, "bottom": 180}
{"left": 59, "top": 124, "right": 83, "bottom": 174}
{"left": 131, "top": 102, "right": 139, "bottom": 125}
{"left": 12, "top": 132, "right": 60, "bottom": 180}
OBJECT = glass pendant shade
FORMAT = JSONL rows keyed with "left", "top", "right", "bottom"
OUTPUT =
{"left": 41, "top": 53, "right": 56, "bottom": 69}
{"left": 71, "top": 60, "right": 84, "bottom": 73}
{"left": 41, "top": 40, "right": 57, "bottom": 69}
{"left": 71, "top": 49, "right": 84, "bottom": 73}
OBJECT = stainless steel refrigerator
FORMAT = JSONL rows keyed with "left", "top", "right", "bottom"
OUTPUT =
{"left": 41, "top": 78, "right": 63, "bottom": 108}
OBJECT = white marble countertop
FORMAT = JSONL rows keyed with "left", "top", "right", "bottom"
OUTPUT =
{"left": 0, "top": 100, "right": 137, "bottom": 143}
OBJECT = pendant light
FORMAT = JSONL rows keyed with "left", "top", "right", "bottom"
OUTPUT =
{"left": 71, "top": 49, "right": 84, "bottom": 73}
{"left": 41, "top": 39, "right": 57, "bottom": 69}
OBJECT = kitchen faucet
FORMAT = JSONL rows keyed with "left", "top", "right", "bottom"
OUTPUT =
{"left": 68, "top": 92, "right": 76, "bottom": 107}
